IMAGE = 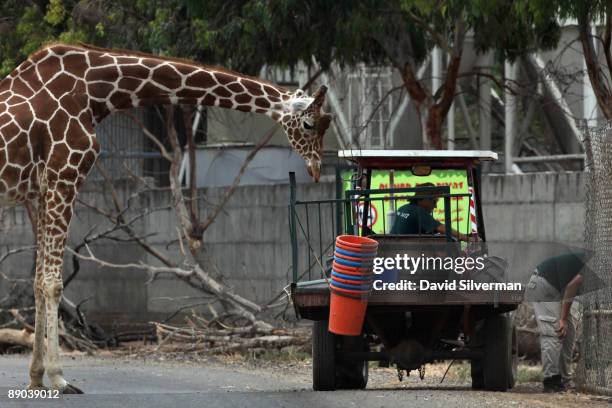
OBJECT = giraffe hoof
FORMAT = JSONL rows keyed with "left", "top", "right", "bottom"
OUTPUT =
{"left": 61, "top": 383, "right": 84, "bottom": 394}
{"left": 27, "top": 384, "right": 48, "bottom": 391}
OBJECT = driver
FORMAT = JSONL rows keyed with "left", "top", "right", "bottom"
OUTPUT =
{"left": 390, "top": 182, "right": 469, "bottom": 241}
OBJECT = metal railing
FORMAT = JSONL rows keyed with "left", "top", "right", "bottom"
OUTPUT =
{"left": 288, "top": 172, "right": 472, "bottom": 284}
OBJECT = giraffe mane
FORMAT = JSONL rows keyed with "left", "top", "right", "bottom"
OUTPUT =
{"left": 29, "top": 42, "right": 292, "bottom": 95}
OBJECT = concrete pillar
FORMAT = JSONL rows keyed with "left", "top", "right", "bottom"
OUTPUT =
{"left": 505, "top": 60, "right": 518, "bottom": 174}
{"left": 479, "top": 53, "right": 493, "bottom": 151}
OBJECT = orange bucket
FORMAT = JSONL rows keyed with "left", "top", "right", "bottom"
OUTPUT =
{"left": 336, "top": 235, "right": 379, "bottom": 251}
{"left": 328, "top": 287, "right": 369, "bottom": 336}
{"left": 332, "top": 261, "right": 372, "bottom": 276}
{"left": 334, "top": 251, "right": 375, "bottom": 263}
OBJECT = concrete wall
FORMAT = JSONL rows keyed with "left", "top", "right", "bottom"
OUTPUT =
{"left": 0, "top": 172, "right": 586, "bottom": 327}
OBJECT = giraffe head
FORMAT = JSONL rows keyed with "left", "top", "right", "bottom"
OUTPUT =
{"left": 281, "top": 85, "right": 332, "bottom": 182}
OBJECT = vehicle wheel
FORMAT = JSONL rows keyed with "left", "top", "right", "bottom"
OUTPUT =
{"left": 483, "top": 314, "right": 512, "bottom": 391}
{"left": 507, "top": 324, "right": 518, "bottom": 389}
{"left": 470, "top": 325, "right": 484, "bottom": 390}
{"left": 337, "top": 335, "right": 369, "bottom": 389}
{"left": 312, "top": 320, "right": 337, "bottom": 391}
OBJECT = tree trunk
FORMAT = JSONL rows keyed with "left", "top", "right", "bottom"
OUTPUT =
{"left": 579, "top": 13, "right": 612, "bottom": 119}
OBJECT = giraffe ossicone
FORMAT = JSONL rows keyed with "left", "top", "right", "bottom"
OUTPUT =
{"left": 0, "top": 42, "right": 332, "bottom": 393}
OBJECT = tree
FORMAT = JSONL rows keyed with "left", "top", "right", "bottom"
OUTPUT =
{"left": 181, "top": 0, "right": 560, "bottom": 148}
{"left": 552, "top": 1, "right": 612, "bottom": 119}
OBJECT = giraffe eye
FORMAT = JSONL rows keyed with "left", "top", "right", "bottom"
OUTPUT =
{"left": 303, "top": 121, "right": 314, "bottom": 130}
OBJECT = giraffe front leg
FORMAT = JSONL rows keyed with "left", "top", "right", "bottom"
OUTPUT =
{"left": 42, "top": 188, "right": 83, "bottom": 394}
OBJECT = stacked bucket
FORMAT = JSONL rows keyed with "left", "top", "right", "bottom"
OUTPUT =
{"left": 329, "top": 235, "right": 379, "bottom": 335}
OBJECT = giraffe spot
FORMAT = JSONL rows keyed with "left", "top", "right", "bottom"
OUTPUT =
{"left": 118, "top": 78, "right": 140, "bottom": 91}
{"left": 234, "top": 93, "right": 251, "bottom": 104}
{"left": 19, "top": 65, "right": 43, "bottom": 89}
{"left": 88, "top": 82, "right": 115, "bottom": 99}
{"left": 185, "top": 71, "right": 216, "bottom": 89}
{"left": 37, "top": 56, "right": 62, "bottom": 84}
{"left": 78, "top": 151, "right": 97, "bottom": 174}
{"left": 69, "top": 151, "right": 83, "bottom": 166}
{"left": 11, "top": 78, "right": 34, "bottom": 98}
{"left": 65, "top": 119, "right": 90, "bottom": 150}
{"left": 141, "top": 58, "right": 163, "bottom": 69}
{"left": 227, "top": 82, "right": 246, "bottom": 93}
{"left": 176, "top": 88, "right": 204, "bottom": 99}
{"left": 78, "top": 111, "right": 93, "bottom": 126}
{"left": 47, "top": 143, "right": 70, "bottom": 171}
{"left": 136, "top": 82, "right": 167, "bottom": 100}
{"left": 6, "top": 95, "right": 26, "bottom": 106}
{"left": 174, "top": 64, "right": 196, "bottom": 76}
{"left": 2, "top": 121, "right": 20, "bottom": 139}
{"left": 90, "top": 100, "right": 110, "bottom": 122}
{"left": 85, "top": 66, "right": 120, "bottom": 82}
{"left": 214, "top": 72, "right": 236, "bottom": 85}
{"left": 13, "top": 106, "right": 34, "bottom": 130}
{"left": 218, "top": 98, "right": 233, "bottom": 108}
{"left": 88, "top": 52, "right": 114, "bottom": 66}
{"left": 254, "top": 108, "right": 267, "bottom": 114}
{"left": 63, "top": 53, "right": 88, "bottom": 77}
{"left": 241, "top": 79, "right": 264, "bottom": 96}
{"left": 116, "top": 56, "right": 140, "bottom": 65}
{"left": 59, "top": 95, "right": 84, "bottom": 117}
{"left": 235, "top": 104, "right": 252, "bottom": 113}
{"left": 0, "top": 151, "right": 6, "bottom": 170}
{"left": 254, "top": 98, "right": 271, "bottom": 109}
{"left": 28, "top": 90, "right": 58, "bottom": 121}
{"left": 9, "top": 134, "right": 31, "bottom": 167}
{"left": 211, "top": 86, "right": 232, "bottom": 98}
{"left": 1, "top": 165, "right": 20, "bottom": 184}
{"left": 109, "top": 91, "right": 131, "bottom": 109}
{"left": 119, "top": 64, "right": 151, "bottom": 79}
{"left": 47, "top": 74, "right": 76, "bottom": 98}
{"left": 49, "top": 110, "right": 70, "bottom": 141}
{"left": 202, "top": 94, "right": 216, "bottom": 105}
{"left": 263, "top": 85, "right": 281, "bottom": 98}
{"left": 59, "top": 167, "right": 78, "bottom": 181}
{"left": 152, "top": 65, "right": 182, "bottom": 89}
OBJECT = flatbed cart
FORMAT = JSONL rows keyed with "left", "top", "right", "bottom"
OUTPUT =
{"left": 288, "top": 150, "right": 523, "bottom": 391}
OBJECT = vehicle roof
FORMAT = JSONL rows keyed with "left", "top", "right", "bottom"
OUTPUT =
{"left": 338, "top": 149, "right": 498, "bottom": 168}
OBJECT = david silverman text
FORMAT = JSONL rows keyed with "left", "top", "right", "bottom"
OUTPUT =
{"left": 373, "top": 279, "right": 523, "bottom": 291}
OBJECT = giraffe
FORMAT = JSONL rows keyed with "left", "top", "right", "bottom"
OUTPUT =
{"left": 0, "top": 42, "right": 332, "bottom": 393}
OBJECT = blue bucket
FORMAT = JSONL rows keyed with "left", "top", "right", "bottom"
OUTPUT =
{"left": 333, "top": 256, "right": 374, "bottom": 268}
{"left": 332, "top": 270, "right": 373, "bottom": 282}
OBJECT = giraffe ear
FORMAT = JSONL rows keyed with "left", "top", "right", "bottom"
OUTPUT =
{"left": 312, "top": 85, "right": 328, "bottom": 110}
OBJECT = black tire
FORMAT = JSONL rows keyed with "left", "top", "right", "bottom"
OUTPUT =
{"left": 483, "top": 314, "right": 512, "bottom": 391}
{"left": 337, "top": 335, "right": 369, "bottom": 389}
{"left": 507, "top": 324, "right": 518, "bottom": 389}
{"left": 312, "top": 320, "right": 337, "bottom": 391}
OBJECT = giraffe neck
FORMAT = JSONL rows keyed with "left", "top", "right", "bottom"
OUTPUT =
{"left": 25, "top": 44, "right": 299, "bottom": 125}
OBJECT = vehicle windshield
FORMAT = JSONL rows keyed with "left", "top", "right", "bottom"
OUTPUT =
{"left": 343, "top": 168, "right": 473, "bottom": 237}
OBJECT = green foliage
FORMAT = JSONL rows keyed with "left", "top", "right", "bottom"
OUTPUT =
{"left": 0, "top": 0, "right": 567, "bottom": 78}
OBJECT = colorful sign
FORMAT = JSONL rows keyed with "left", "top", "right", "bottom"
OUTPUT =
{"left": 343, "top": 169, "right": 471, "bottom": 235}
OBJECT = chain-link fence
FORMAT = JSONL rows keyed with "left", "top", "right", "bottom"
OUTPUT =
{"left": 577, "top": 120, "right": 612, "bottom": 395}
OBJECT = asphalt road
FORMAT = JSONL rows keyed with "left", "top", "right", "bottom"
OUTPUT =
{"left": 0, "top": 355, "right": 609, "bottom": 408}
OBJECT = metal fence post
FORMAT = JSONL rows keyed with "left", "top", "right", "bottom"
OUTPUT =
{"left": 289, "top": 172, "right": 298, "bottom": 283}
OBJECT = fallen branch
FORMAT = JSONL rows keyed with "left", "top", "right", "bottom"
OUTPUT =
{"left": 0, "top": 328, "right": 34, "bottom": 348}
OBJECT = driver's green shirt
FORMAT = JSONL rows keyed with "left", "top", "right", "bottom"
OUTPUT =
{"left": 390, "top": 203, "right": 441, "bottom": 234}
